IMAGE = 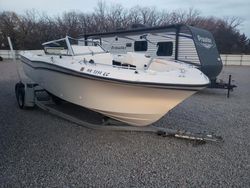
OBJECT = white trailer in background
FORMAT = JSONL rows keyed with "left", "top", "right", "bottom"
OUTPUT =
{"left": 84, "top": 24, "right": 236, "bottom": 97}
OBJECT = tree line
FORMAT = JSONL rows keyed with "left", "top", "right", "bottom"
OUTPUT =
{"left": 0, "top": 1, "right": 249, "bottom": 54}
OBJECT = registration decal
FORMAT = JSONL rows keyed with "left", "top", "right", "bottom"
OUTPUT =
{"left": 84, "top": 68, "right": 110, "bottom": 77}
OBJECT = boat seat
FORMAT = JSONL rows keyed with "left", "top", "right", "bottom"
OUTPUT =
{"left": 149, "top": 59, "right": 183, "bottom": 72}
{"left": 113, "top": 52, "right": 150, "bottom": 69}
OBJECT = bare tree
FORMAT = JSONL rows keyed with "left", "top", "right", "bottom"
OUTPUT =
{"left": 0, "top": 2, "right": 249, "bottom": 53}
{"left": 0, "top": 11, "right": 20, "bottom": 49}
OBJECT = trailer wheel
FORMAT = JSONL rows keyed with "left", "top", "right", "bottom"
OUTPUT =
{"left": 15, "top": 83, "right": 25, "bottom": 109}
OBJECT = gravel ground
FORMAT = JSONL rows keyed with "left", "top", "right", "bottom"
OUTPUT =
{"left": 0, "top": 60, "right": 249, "bottom": 187}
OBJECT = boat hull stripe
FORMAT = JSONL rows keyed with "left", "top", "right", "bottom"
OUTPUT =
{"left": 20, "top": 55, "right": 207, "bottom": 91}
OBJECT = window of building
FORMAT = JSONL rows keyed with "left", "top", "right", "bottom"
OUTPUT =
{"left": 126, "top": 43, "right": 132, "bottom": 47}
{"left": 156, "top": 42, "right": 173, "bottom": 56}
{"left": 134, "top": 41, "right": 148, "bottom": 51}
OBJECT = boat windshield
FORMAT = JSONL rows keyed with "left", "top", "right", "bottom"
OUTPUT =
{"left": 42, "top": 36, "right": 106, "bottom": 56}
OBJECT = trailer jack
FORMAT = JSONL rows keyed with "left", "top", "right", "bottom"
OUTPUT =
{"left": 209, "top": 75, "right": 237, "bottom": 98}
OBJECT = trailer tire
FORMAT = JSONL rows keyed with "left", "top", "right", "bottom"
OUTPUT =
{"left": 15, "top": 83, "right": 25, "bottom": 109}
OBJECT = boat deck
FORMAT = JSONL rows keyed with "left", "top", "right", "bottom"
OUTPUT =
{"left": 0, "top": 60, "right": 249, "bottom": 187}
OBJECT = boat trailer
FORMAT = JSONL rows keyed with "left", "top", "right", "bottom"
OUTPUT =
{"left": 15, "top": 81, "right": 223, "bottom": 144}
{"left": 7, "top": 35, "right": 222, "bottom": 144}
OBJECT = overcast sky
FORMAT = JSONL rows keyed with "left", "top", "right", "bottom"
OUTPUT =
{"left": 1, "top": 0, "right": 249, "bottom": 37}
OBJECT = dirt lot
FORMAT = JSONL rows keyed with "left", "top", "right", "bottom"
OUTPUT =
{"left": 0, "top": 60, "right": 249, "bottom": 187}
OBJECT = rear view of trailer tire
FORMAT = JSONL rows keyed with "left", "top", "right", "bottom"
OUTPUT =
{"left": 15, "top": 82, "right": 25, "bottom": 109}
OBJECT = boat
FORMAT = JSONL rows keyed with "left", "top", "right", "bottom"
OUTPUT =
{"left": 19, "top": 36, "right": 209, "bottom": 126}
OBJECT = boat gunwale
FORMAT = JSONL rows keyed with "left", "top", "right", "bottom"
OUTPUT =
{"left": 20, "top": 55, "right": 209, "bottom": 91}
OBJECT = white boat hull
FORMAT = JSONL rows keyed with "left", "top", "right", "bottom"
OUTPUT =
{"left": 22, "top": 62, "right": 196, "bottom": 126}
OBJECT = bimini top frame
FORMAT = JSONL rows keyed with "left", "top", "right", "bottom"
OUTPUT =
{"left": 83, "top": 24, "right": 223, "bottom": 81}
{"left": 43, "top": 36, "right": 75, "bottom": 56}
{"left": 42, "top": 36, "right": 107, "bottom": 56}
